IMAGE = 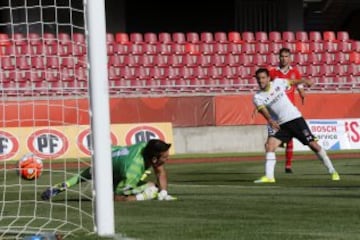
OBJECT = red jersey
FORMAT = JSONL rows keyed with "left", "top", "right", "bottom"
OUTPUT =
{"left": 268, "top": 66, "right": 301, "bottom": 103}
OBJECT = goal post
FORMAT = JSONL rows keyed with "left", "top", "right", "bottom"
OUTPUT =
{"left": 86, "top": 0, "right": 115, "bottom": 236}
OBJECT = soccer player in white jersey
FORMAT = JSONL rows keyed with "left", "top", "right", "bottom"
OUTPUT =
{"left": 253, "top": 68, "right": 340, "bottom": 183}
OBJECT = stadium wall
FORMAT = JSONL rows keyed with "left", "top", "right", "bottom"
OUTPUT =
{"left": 0, "top": 93, "right": 359, "bottom": 154}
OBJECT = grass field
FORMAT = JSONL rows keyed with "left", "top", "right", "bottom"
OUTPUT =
{"left": 1, "top": 155, "right": 360, "bottom": 240}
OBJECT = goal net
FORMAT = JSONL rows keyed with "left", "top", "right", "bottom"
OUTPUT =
{"left": 0, "top": 0, "right": 109, "bottom": 238}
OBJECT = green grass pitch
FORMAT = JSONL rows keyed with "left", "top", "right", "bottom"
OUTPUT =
{"left": 2, "top": 156, "right": 360, "bottom": 240}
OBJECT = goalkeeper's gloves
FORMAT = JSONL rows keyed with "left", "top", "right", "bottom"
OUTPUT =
{"left": 157, "top": 190, "right": 177, "bottom": 201}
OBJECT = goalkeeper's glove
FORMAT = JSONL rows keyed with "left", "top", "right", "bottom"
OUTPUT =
{"left": 157, "top": 190, "right": 177, "bottom": 201}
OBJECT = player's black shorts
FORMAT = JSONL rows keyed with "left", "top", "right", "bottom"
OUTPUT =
{"left": 272, "top": 117, "right": 316, "bottom": 145}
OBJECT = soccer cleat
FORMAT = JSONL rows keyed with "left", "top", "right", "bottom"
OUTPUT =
{"left": 331, "top": 172, "right": 340, "bottom": 181}
{"left": 285, "top": 168, "right": 293, "bottom": 173}
{"left": 41, "top": 182, "right": 68, "bottom": 200}
{"left": 254, "top": 176, "right": 276, "bottom": 183}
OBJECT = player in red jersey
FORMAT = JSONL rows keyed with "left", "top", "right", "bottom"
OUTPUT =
{"left": 268, "top": 48, "right": 305, "bottom": 173}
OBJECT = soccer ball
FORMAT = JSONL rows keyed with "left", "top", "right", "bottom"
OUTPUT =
{"left": 17, "top": 153, "right": 43, "bottom": 180}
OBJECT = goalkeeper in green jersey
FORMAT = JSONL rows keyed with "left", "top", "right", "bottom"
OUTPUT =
{"left": 41, "top": 139, "right": 176, "bottom": 201}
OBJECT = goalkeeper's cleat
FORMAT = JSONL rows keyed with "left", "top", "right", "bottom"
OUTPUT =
{"left": 254, "top": 176, "right": 276, "bottom": 183}
{"left": 331, "top": 172, "right": 340, "bottom": 181}
{"left": 41, "top": 182, "right": 68, "bottom": 200}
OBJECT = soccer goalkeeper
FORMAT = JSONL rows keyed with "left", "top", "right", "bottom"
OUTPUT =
{"left": 41, "top": 139, "right": 176, "bottom": 201}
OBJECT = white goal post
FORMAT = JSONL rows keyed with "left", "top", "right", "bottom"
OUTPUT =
{"left": 86, "top": 0, "right": 115, "bottom": 236}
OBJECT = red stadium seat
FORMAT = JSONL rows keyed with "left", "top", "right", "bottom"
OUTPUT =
{"left": 171, "top": 43, "right": 186, "bottom": 55}
{"left": 0, "top": 33, "right": 10, "bottom": 46}
{"left": 282, "top": 32, "right": 295, "bottom": 42}
{"left": 60, "top": 57, "right": 75, "bottom": 69}
{"left": 73, "top": 33, "right": 85, "bottom": 44}
{"left": 269, "top": 31, "right": 282, "bottom": 43}
{"left": 255, "top": 32, "right": 268, "bottom": 42}
{"left": 228, "top": 32, "right": 241, "bottom": 43}
{"left": 12, "top": 33, "right": 26, "bottom": 45}
{"left": 334, "top": 52, "right": 349, "bottom": 64}
{"left": 349, "top": 52, "right": 360, "bottom": 64}
{"left": 241, "top": 42, "right": 255, "bottom": 54}
{"left": 128, "top": 43, "right": 144, "bottom": 55}
{"left": 295, "top": 31, "right": 308, "bottom": 42}
{"left": 45, "top": 56, "right": 60, "bottom": 69}
{"left": 199, "top": 55, "right": 212, "bottom": 66}
{"left": 295, "top": 42, "right": 309, "bottom": 53}
{"left": 309, "top": 42, "right": 323, "bottom": 53}
{"left": 58, "top": 33, "right": 71, "bottom": 45}
{"left": 16, "top": 56, "right": 30, "bottom": 70}
{"left": 155, "top": 54, "right": 170, "bottom": 66}
{"left": 158, "top": 32, "right": 172, "bottom": 43}
{"left": 43, "top": 33, "right": 57, "bottom": 45}
{"left": 266, "top": 53, "right": 278, "bottom": 66}
{"left": 213, "top": 42, "right": 228, "bottom": 54}
{"left": 113, "top": 43, "right": 130, "bottom": 55}
{"left": 239, "top": 53, "right": 253, "bottom": 66}
{"left": 168, "top": 54, "right": 185, "bottom": 67}
{"left": 214, "top": 32, "right": 227, "bottom": 43}
{"left": 144, "top": 32, "right": 158, "bottom": 44}
{"left": 124, "top": 55, "right": 142, "bottom": 67}
{"left": 253, "top": 54, "right": 266, "bottom": 66}
{"left": 282, "top": 42, "right": 296, "bottom": 52}
{"left": 227, "top": 42, "right": 241, "bottom": 54}
{"left": 184, "top": 43, "right": 200, "bottom": 54}
{"left": 172, "top": 32, "right": 186, "bottom": 43}
{"left": 307, "top": 53, "right": 321, "bottom": 65}
{"left": 184, "top": 54, "right": 200, "bottom": 67}
{"left": 186, "top": 32, "right": 200, "bottom": 43}
{"left": 140, "top": 54, "right": 156, "bottom": 67}
{"left": 293, "top": 53, "right": 308, "bottom": 65}
{"left": 255, "top": 42, "right": 269, "bottom": 54}
{"left": 130, "top": 33, "right": 143, "bottom": 43}
{"left": 242, "top": 32, "right": 255, "bottom": 42}
{"left": 337, "top": 31, "right": 349, "bottom": 42}
{"left": 106, "top": 33, "right": 115, "bottom": 44}
{"left": 309, "top": 31, "right": 322, "bottom": 42}
{"left": 199, "top": 43, "right": 214, "bottom": 55}
{"left": 323, "top": 41, "right": 337, "bottom": 53}
{"left": 225, "top": 54, "right": 240, "bottom": 66}
{"left": 211, "top": 54, "right": 226, "bottom": 66}
{"left": 142, "top": 43, "right": 157, "bottom": 55}
{"left": 115, "top": 33, "right": 130, "bottom": 44}
{"left": 337, "top": 41, "right": 351, "bottom": 52}
{"left": 351, "top": 41, "right": 360, "bottom": 51}
{"left": 31, "top": 56, "right": 45, "bottom": 69}
{"left": 269, "top": 42, "right": 282, "bottom": 53}
{"left": 320, "top": 52, "right": 335, "bottom": 64}
{"left": 156, "top": 43, "right": 172, "bottom": 55}
{"left": 201, "top": 32, "right": 215, "bottom": 43}
{"left": 323, "top": 31, "right": 336, "bottom": 42}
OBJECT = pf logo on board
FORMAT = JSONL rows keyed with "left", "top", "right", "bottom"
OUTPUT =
{"left": 0, "top": 131, "right": 19, "bottom": 161}
{"left": 125, "top": 126, "right": 165, "bottom": 145}
{"left": 77, "top": 129, "right": 118, "bottom": 155}
{"left": 27, "top": 129, "right": 69, "bottom": 159}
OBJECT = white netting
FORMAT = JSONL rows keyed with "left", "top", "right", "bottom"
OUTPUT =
{"left": 0, "top": 0, "right": 94, "bottom": 239}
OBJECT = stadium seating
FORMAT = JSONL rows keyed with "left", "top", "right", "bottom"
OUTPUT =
{"left": 0, "top": 30, "right": 359, "bottom": 96}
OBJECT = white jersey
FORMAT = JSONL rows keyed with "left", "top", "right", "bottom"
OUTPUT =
{"left": 253, "top": 78, "right": 302, "bottom": 124}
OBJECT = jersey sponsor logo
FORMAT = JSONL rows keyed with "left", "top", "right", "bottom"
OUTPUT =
{"left": 27, "top": 129, "right": 69, "bottom": 159}
{"left": 0, "top": 131, "right": 19, "bottom": 160}
{"left": 77, "top": 129, "right": 118, "bottom": 155}
{"left": 125, "top": 125, "right": 165, "bottom": 145}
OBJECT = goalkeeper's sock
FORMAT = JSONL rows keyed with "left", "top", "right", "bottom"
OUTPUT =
{"left": 265, "top": 152, "right": 276, "bottom": 179}
{"left": 316, "top": 148, "right": 335, "bottom": 173}
{"left": 65, "top": 167, "right": 92, "bottom": 188}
